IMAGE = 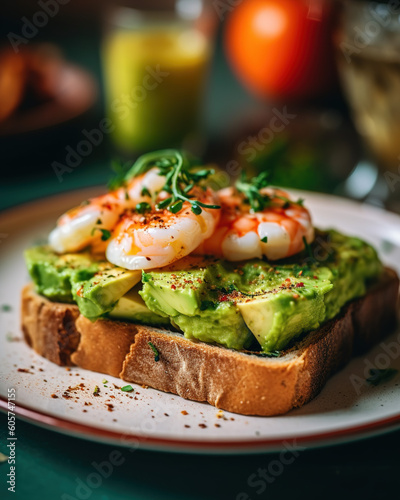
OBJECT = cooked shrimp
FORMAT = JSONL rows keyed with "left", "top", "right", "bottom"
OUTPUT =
{"left": 199, "top": 186, "right": 314, "bottom": 261}
{"left": 49, "top": 168, "right": 165, "bottom": 253}
{"left": 106, "top": 187, "right": 220, "bottom": 270}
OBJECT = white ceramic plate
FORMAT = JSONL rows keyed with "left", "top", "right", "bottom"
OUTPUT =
{"left": 0, "top": 188, "right": 399, "bottom": 454}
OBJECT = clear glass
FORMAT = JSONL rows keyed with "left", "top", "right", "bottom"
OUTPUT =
{"left": 102, "top": 0, "right": 216, "bottom": 155}
{"left": 335, "top": 0, "right": 400, "bottom": 176}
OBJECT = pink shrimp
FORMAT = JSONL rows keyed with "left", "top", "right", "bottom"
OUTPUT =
{"left": 48, "top": 168, "right": 165, "bottom": 253}
{"left": 199, "top": 186, "right": 314, "bottom": 261}
{"left": 106, "top": 187, "right": 220, "bottom": 270}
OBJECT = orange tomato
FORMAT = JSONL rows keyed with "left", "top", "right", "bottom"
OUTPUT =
{"left": 224, "top": 0, "right": 337, "bottom": 99}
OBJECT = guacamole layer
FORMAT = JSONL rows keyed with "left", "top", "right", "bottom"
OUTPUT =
{"left": 25, "top": 230, "right": 383, "bottom": 353}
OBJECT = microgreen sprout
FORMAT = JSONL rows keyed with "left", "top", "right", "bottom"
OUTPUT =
{"left": 124, "top": 150, "right": 220, "bottom": 215}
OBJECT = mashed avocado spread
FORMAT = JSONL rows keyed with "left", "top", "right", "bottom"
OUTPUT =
{"left": 24, "top": 230, "right": 383, "bottom": 353}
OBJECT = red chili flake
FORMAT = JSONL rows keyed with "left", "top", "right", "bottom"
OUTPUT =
{"left": 171, "top": 284, "right": 176, "bottom": 290}
{"left": 292, "top": 293, "right": 300, "bottom": 299}
{"left": 219, "top": 295, "right": 229, "bottom": 302}
{"left": 285, "top": 278, "right": 291, "bottom": 282}
{"left": 298, "top": 270, "right": 303, "bottom": 276}
{"left": 51, "top": 394, "right": 58, "bottom": 399}
{"left": 295, "top": 282, "right": 304, "bottom": 288}
{"left": 313, "top": 275, "right": 319, "bottom": 279}
{"left": 181, "top": 410, "right": 188, "bottom": 415}
{"left": 76, "top": 285, "right": 84, "bottom": 298}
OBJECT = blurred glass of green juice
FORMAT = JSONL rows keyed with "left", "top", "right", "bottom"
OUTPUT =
{"left": 102, "top": 5, "right": 214, "bottom": 154}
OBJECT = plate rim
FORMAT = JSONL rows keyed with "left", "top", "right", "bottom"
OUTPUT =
{"left": 1, "top": 396, "right": 400, "bottom": 454}
{"left": 1, "top": 188, "right": 400, "bottom": 454}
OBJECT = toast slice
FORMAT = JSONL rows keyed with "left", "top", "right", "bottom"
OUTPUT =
{"left": 21, "top": 268, "right": 399, "bottom": 416}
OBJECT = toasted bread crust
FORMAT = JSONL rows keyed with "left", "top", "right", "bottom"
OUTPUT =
{"left": 71, "top": 316, "right": 140, "bottom": 378}
{"left": 21, "top": 269, "right": 399, "bottom": 416}
{"left": 21, "top": 284, "right": 80, "bottom": 366}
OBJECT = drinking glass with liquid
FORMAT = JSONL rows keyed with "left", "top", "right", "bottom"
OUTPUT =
{"left": 335, "top": 0, "right": 400, "bottom": 202}
{"left": 102, "top": 0, "right": 216, "bottom": 154}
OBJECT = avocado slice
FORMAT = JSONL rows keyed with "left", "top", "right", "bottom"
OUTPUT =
{"left": 140, "top": 256, "right": 254, "bottom": 350}
{"left": 172, "top": 301, "right": 253, "bottom": 350}
{"left": 237, "top": 231, "right": 382, "bottom": 351}
{"left": 109, "top": 284, "right": 170, "bottom": 326}
{"left": 237, "top": 272, "right": 333, "bottom": 351}
{"left": 24, "top": 246, "right": 142, "bottom": 319}
{"left": 25, "top": 246, "right": 100, "bottom": 302}
{"left": 72, "top": 267, "right": 142, "bottom": 319}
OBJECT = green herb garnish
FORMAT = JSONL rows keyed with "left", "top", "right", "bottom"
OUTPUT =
{"left": 141, "top": 186, "right": 151, "bottom": 197}
{"left": 148, "top": 341, "right": 160, "bottom": 362}
{"left": 200, "top": 300, "right": 218, "bottom": 311}
{"left": 125, "top": 150, "right": 220, "bottom": 215}
{"left": 121, "top": 385, "right": 134, "bottom": 392}
{"left": 235, "top": 171, "right": 270, "bottom": 212}
{"left": 136, "top": 202, "right": 151, "bottom": 214}
{"left": 142, "top": 272, "right": 151, "bottom": 283}
{"left": 366, "top": 368, "right": 398, "bottom": 386}
{"left": 220, "top": 284, "right": 238, "bottom": 294}
{"left": 1, "top": 304, "right": 11, "bottom": 312}
{"left": 276, "top": 195, "right": 304, "bottom": 208}
{"left": 93, "top": 385, "right": 100, "bottom": 396}
{"left": 235, "top": 171, "right": 304, "bottom": 212}
{"left": 258, "top": 350, "right": 281, "bottom": 358}
{"left": 261, "top": 236, "right": 268, "bottom": 243}
{"left": 91, "top": 228, "right": 112, "bottom": 241}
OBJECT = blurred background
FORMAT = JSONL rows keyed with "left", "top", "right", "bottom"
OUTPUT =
{"left": 0, "top": 0, "right": 399, "bottom": 212}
